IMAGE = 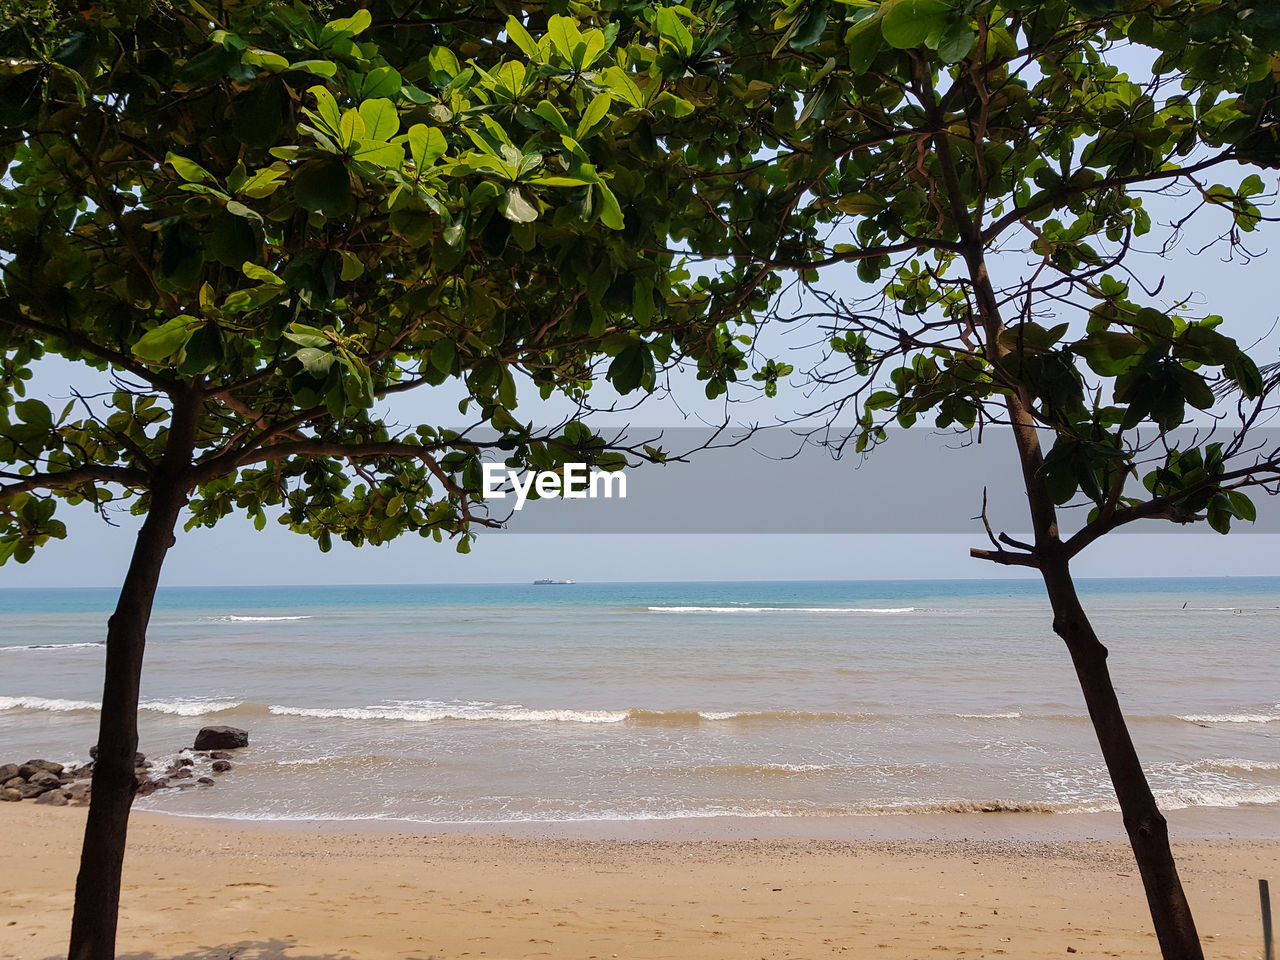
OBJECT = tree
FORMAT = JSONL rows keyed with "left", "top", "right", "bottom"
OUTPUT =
{"left": 638, "top": 1, "right": 1280, "bottom": 957}
{"left": 0, "top": 3, "right": 758, "bottom": 957}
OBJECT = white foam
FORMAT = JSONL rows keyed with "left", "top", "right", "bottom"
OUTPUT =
{"left": 0, "top": 641, "right": 103, "bottom": 652}
{"left": 139, "top": 698, "right": 242, "bottom": 716}
{"left": 267, "top": 701, "right": 629, "bottom": 724}
{"left": 204, "top": 615, "right": 312, "bottom": 622}
{"left": 0, "top": 696, "right": 240, "bottom": 716}
{"left": 958, "top": 712, "right": 1023, "bottom": 719}
{"left": 1178, "top": 712, "right": 1279, "bottom": 724}
{"left": 647, "top": 606, "right": 915, "bottom": 614}
{"left": 1154, "top": 786, "right": 1280, "bottom": 809}
{"left": 1198, "top": 758, "right": 1280, "bottom": 773}
{"left": 0, "top": 695, "right": 99, "bottom": 712}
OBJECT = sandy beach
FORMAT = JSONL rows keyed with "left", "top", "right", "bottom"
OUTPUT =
{"left": 3, "top": 805, "right": 1277, "bottom": 960}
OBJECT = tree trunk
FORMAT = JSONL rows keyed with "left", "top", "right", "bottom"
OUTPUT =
{"left": 1038, "top": 554, "right": 1204, "bottom": 960}
{"left": 941, "top": 225, "right": 1204, "bottom": 953}
{"left": 68, "top": 391, "right": 199, "bottom": 960}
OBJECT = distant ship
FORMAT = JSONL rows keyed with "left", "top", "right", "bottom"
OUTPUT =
{"left": 533, "top": 578, "right": 575, "bottom": 585}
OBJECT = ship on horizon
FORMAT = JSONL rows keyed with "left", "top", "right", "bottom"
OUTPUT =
{"left": 533, "top": 578, "right": 575, "bottom": 585}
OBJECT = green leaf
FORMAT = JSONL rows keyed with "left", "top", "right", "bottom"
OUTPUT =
{"left": 845, "top": 14, "right": 884, "bottom": 73}
{"left": 789, "top": 3, "right": 830, "bottom": 50}
{"left": 338, "top": 250, "right": 364, "bottom": 281}
{"left": 937, "top": 22, "right": 975, "bottom": 63}
{"left": 242, "top": 262, "right": 285, "bottom": 285}
{"left": 430, "top": 338, "right": 456, "bottom": 375}
{"left": 406, "top": 124, "right": 447, "bottom": 171}
{"left": 880, "top": 0, "right": 951, "bottom": 49}
{"left": 354, "top": 66, "right": 402, "bottom": 100}
{"left": 608, "top": 342, "right": 651, "bottom": 394}
{"left": 505, "top": 16, "right": 542, "bottom": 60}
{"left": 166, "top": 152, "right": 214, "bottom": 184}
{"left": 499, "top": 187, "right": 539, "bottom": 222}
{"left": 133, "top": 316, "right": 200, "bottom": 362}
{"left": 596, "top": 182, "right": 624, "bottom": 230}
{"left": 15, "top": 399, "right": 52, "bottom": 430}
{"left": 1072, "top": 331, "right": 1143, "bottom": 376}
{"left": 358, "top": 98, "right": 399, "bottom": 141}
{"left": 577, "top": 93, "right": 613, "bottom": 140}
{"left": 294, "top": 158, "right": 355, "bottom": 217}
{"left": 324, "top": 9, "right": 372, "bottom": 38}
{"left": 651, "top": 8, "right": 694, "bottom": 59}
{"left": 546, "top": 15, "right": 584, "bottom": 62}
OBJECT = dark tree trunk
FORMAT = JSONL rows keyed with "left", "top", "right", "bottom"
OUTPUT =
{"left": 1038, "top": 555, "right": 1204, "bottom": 960}
{"left": 68, "top": 392, "right": 199, "bottom": 960}
{"left": 947, "top": 222, "right": 1204, "bottom": 957}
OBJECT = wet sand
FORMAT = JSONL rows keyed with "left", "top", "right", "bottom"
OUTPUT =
{"left": 3, "top": 804, "right": 1276, "bottom": 959}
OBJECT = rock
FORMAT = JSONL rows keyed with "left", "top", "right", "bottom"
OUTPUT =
{"left": 29, "top": 770, "right": 61, "bottom": 788}
{"left": 196, "top": 777, "right": 214, "bottom": 785}
{"left": 211, "top": 760, "right": 232, "bottom": 773}
{"left": 193, "top": 726, "right": 248, "bottom": 751}
{"left": 17, "top": 763, "right": 41, "bottom": 779}
{"left": 209, "top": 751, "right": 233, "bottom": 760}
{"left": 24, "top": 759, "right": 64, "bottom": 776}
{"left": 169, "top": 767, "right": 193, "bottom": 779}
{"left": 90, "top": 746, "right": 146, "bottom": 766}
{"left": 177, "top": 756, "right": 194, "bottom": 767}
{"left": 2, "top": 776, "right": 23, "bottom": 789}
{"left": 16, "top": 782, "right": 51, "bottom": 799}
{"left": 65, "top": 781, "right": 91, "bottom": 801}
{"left": 135, "top": 777, "right": 168, "bottom": 797}
{"left": 0, "top": 763, "right": 17, "bottom": 782}
{"left": 0, "top": 788, "right": 21, "bottom": 802}
{"left": 34, "top": 790, "right": 69, "bottom": 806}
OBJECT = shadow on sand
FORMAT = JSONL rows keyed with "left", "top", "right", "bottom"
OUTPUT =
{"left": 42, "top": 941, "right": 440, "bottom": 960}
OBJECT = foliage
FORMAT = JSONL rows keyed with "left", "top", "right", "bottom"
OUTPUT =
{"left": 0, "top": 0, "right": 768, "bottom": 563}
{"left": 633, "top": 0, "right": 1280, "bottom": 552}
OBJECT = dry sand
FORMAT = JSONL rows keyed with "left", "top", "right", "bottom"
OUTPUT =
{"left": 2, "top": 804, "right": 1276, "bottom": 960}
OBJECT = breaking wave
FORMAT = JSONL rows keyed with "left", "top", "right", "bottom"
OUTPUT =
{"left": 203, "top": 615, "right": 313, "bottom": 622}
{"left": 647, "top": 606, "right": 915, "bottom": 614}
{"left": 0, "top": 641, "right": 104, "bottom": 652}
{"left": 0, "top": 695, "right": 242, "bottom": 716}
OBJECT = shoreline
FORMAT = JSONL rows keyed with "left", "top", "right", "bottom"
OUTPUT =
{"left": 5, "top": 805, "right": 1277, "bottom": 960}
{"left": 130, "top": 801, "right": 1280, "bottom": 842}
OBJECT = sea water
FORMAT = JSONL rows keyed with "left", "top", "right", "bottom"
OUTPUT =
{"left": 0, "top": 578, "right": 1276, "bottom": 825}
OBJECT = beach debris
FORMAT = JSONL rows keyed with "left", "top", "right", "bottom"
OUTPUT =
{"left": 194, "top": 725, "right": 249, "bottom": 750}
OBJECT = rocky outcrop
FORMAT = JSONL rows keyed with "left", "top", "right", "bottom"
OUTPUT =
{"left": 4, "top": 736, "right": 242, "bottom": 808}
{"left": 193, "top": 726, "right": 249, "bottom": 750}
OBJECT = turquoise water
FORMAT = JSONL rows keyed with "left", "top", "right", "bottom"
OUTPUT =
{"left": 1, "top": 578, "right": 1277, "bottom": 824}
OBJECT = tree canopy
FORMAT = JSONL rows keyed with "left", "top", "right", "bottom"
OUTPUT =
{"left": 0, "top": 1, "right": 771, "bottom": 569}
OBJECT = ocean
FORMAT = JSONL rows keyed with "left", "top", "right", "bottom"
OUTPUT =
{"left": 0, "top": 578, "right": 1276, "bottom": 827}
